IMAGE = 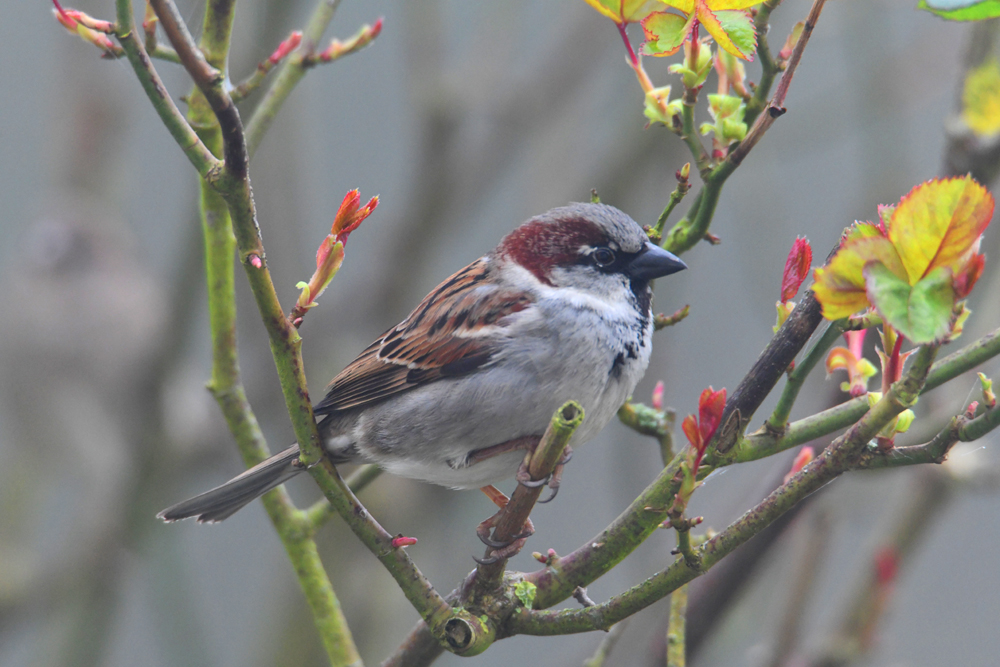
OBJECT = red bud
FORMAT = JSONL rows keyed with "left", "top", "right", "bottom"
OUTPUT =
{"left": 391, "top": 535, "right": 418, "bottom": 548}
{"left": 652, "top": 380, "right": 664, "bottom": 411}
{"left": 682, "top": 386, "right": 727, "bottom": 474}
{"left": 780, "top": 237, "right": 812, "bottom": 302}
{"left": 269, "top": 31, "right": 302, "bottom": 65}
{"left": 874, "top": 546, "right": 899, "bottom": 587}
{"left": 330, "top": 189, "right": 378, "bottom": 244}
{"left": 783, "top": 446, "right": 814, "bottom": 484}
{"left": 697, "top": 386, "right": 726, "bottom": 444}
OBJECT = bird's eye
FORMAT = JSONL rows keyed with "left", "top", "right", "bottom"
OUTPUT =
{"left": 592, "top": 247, "right": 616, "bottom": 267}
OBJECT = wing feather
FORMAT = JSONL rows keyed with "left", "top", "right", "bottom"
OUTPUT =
{"left": 313, "top": 258, "right": 532, "bottom": 414}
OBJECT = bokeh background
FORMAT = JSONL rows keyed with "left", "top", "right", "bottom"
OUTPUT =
{"left": 2, "top": 1, "right": 1000, "bottom": 666}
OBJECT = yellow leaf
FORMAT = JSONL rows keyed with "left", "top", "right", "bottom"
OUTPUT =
{"left": 811, "top": 236, "right": 905, "bottom": 320}
{"left": 888, "top": 176, "right": 993, "bottom": 285}
{"left": 584, "top": 0, "right": 662, "bottom": 23}
{"left": 658, "top": 0, "right": 695, "bottom": 12}
{"left": 963, "top": 59, "right": 1000, "bottom": 136}
{"left": 708, "top": 0, "right": 760, "bottom": 8}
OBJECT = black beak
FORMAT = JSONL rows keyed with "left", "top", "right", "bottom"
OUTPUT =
{"left": 628, "top": 243, "right": 687, "bottom": 281}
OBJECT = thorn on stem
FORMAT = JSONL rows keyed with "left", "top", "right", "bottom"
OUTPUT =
{"left": 573, "top": 586, "right": 597, "bottom": 608}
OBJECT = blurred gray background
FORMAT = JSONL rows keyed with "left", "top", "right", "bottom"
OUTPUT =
{"left": 2, "top": 0, "right": 1000, "bottom": 666}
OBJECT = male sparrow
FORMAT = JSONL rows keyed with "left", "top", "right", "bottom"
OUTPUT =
{"left": 159, "top": 203, "right": 686, "bottom": 523}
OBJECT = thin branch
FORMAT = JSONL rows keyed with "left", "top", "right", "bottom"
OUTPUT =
{"left": 139, "top": 0, "right": 461, "bottom": 644}
{"left": 681, "top": 90, "right": 711, "bottom": 175}
{"left": 735, "top": 324, "right": 1000, "bottom": 463}
{"left": 107, "top": 43, "right": 181, "bottom": 62}
{"left": 303, "top": 464, "right": 383, "bottom": 531}
{"left": 147, "top": 0, "right": 247, "bottom": 179}
{"left": 744, "top": 0, "right": 784, "bottom": 127}
{"left": 767, "top": 508, "right": 830, "bottom": 667}
{"left": 112, "top": 0, "right": 220, "bottom": 180}
{"left": 710, "top": 290, "right": 826, "bottom": 456}
{"left": 765, "top": 319, "right": 845, "bottom": 431}
{"left": 666, "top": 585, "right": 689, "bottom": 667}
{"left": 245, "top": 0, "right": 343, "bottom": 157}
{"left": 650, "top": 166, "right": 692, "bottom": 244}
{"left": 662, "top": 0, "right": 820, "bottom": 256}
{"left": 583, "top": 619, "right": 630, "bottom": 667}
{"left": 471, "top": 402, "right": 585, "bottom": 591}
{"left": 809, "top": 469, "right": 950, "bottom": 666}
{"left": 663, "top": 176, "right": 722, "bottom": 254}
{"left": 508, "top": 345, "right": 940, "bottom": 636}
{"left": 727, "top": 0, "right": 827, "bottom": 169}
{"left": 181, "top": 0, "right": 362, "bottom": 662}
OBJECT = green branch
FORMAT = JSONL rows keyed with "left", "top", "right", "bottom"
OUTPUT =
{"left": 245, "top": 0, "right": 342, "bottom": 156}
{"left": 765, "top": 319, "right": 845, "bottom": 431}
{"left": 681, "top": 91, "right": 711, "bottom": 176}
{"left": 734, "top": 324, "right": 1000, "bottom": 463}
{"left": 727, "top": 0, "right": 827, "bottom": 169}
{"left": 472, "top": 402, "right": 585, "bottom": 592}
{"left": 666, "top": 585, "right": 688, "bottom": 667}
{"left": 113, "top": 0, "right": 220, "bottom": 180}
{"left": 744, "top": 0, "right": 783, "bottom": 127}
{"left": 509, "top": 344, "right": 940, "bottom": 636}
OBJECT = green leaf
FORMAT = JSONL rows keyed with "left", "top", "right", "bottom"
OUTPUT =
{"left": 713, "top": 9, "right": 757, "bottom": 60}
{"left": 641, "top": 11, "right": 694, "bottom": 57}
{"left": 864, "top": 263, "right": 955, "bottom": 344}
{"left": 513, "top": 580, "right": 537, "bottom": 608}
{"left": 918, "top": 0, "right": 1000, "bottom": 20}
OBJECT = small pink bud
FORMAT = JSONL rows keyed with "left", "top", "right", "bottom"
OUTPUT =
{"left": 269, "top": 31, "right": 302, "bottom": 65}
{"left": 966, "top": 401, "right": 980, "bottom": 419}
{"left": 53, "top": 0, "right": 76, "bottom": 30}
{"left": 652, "top": 380, "right": 664, "bottom": 411}
{"left": 874, "top": 546, "right": 899, "bottom": 587}
{"left": 248, "top": 254, "right": 262, "bottom": 269}
{"left": 391, "top": 535, "right": 418, "bottom": 548}
{"left": 783, "top": 446, "right": 814, "bottom": 484}
{"left": 292, "top": 317, "right": 304, "bottom": 328}
{"left": 778, "top": 21, "right": 805, "bottom": 60}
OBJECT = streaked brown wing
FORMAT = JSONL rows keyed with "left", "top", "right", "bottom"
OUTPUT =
{"left": 313, "top": 258, "right": 532, "bottom": 415}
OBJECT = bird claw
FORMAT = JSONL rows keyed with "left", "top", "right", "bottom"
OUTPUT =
{"left": 537, "top": 484, "right": 560, "bottom": 504}
{"left": 474, "top": 535, "right": 530, "bottom": 564}
{"left": 516, "top": 446, "right": 573, "bottom": 501}
{"left": 475, "top": 507, "right": 535, "bottom": 563}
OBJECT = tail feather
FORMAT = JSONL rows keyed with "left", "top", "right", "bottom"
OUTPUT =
{"left": 158, "top": 445, "right": 303, "bottom": 523}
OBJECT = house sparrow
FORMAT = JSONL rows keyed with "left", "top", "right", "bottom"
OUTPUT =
{"left": 159, "top": 203, "right": 686, "bottom": 523}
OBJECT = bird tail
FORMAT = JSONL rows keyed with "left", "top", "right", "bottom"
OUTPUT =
{"left": 157, "top": 445, "right": 304, "bottom": 523}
